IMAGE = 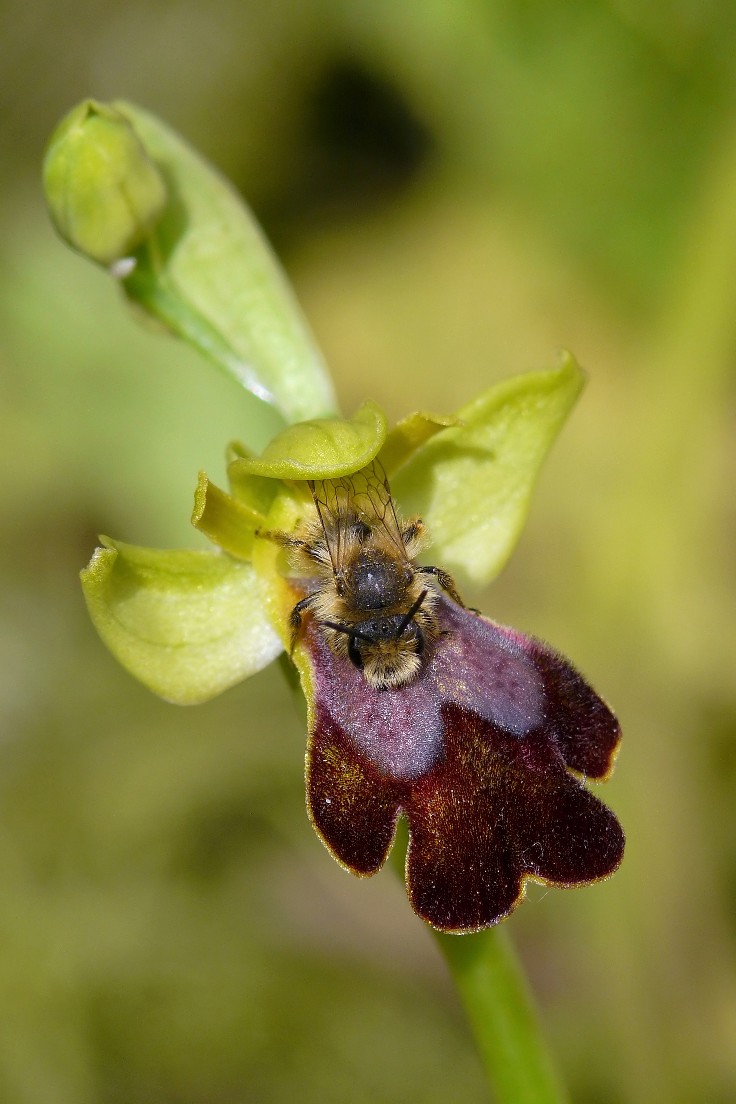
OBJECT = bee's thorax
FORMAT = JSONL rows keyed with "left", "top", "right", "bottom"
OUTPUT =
{"left": 343, "top": 549, "right": 411, "bottom": 611}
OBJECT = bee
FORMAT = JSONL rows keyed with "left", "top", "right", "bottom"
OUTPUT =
{"left": 270, "top": 459, "right": 465, "bottom": 690}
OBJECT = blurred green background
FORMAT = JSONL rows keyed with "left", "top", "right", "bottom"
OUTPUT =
{"left": 1, "top": 2, "right": 735, "bottom": 1101}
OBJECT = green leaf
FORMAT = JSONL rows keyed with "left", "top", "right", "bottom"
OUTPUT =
{"left": 231, "top": 400, "right": 387, "bottom": 480}
{"left": 81, "top": 538, "right": 282, "bottom": 704}
{"left": 393, "top": 353, "right": 585, "bottom": 585}
{"left": 112, "top": 101, "right": 337, "bottom": 423}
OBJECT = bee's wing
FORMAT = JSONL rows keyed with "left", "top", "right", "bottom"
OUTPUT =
{"left": 349, "top": 459, "right": 409, "bottom": 558}
{"left": 309, "top": 459, "right": 408, "bottom": 575}
{"left": 308, "top": 475, "right": 350, "bottom": 575}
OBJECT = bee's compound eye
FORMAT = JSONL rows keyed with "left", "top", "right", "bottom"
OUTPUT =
{"left": 347, "top": 636, "right": 364, "bottom": 670}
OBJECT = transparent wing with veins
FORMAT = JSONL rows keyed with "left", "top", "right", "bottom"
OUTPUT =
{"left": 309, "top": 458, "right": 409, "bottom": 576}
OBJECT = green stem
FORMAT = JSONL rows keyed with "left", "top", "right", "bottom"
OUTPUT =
{"left": 391, "top": 822, "right": 567, "bottom": 1103}
{"left": 434, "top": 928, "right": 568, "bottom": 1104}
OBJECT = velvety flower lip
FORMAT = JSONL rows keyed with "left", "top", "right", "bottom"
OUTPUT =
{"left": 305, "top": 596, "right": 624, "bottom": 933}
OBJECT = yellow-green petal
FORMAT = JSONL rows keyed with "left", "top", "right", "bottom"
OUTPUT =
{"left": 225, "top": 442, "right": 281, "bottom": 515}
{"left": 191, "top": 473, "right": 262, "bottom": 559}
{"left": 43, "top": 100, "right": 167, "bottom": 266}
{"left": 378, "top": 410, "right": 459, "bottom": 476}
{"left": 231, "top": 400, "right": 387, "bottom": 480}
{"left": 393, "top": 352, "right": 585, "bottom": 585}
{"left": 81, "top": 538, "right": 282, "bottom": 704}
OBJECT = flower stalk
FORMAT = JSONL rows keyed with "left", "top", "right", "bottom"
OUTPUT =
{"left": 389, "top": 823, "right": 568, "bottom": 1102}
{"left": 436, "top": 928, "right": 569, "bottom": 1104}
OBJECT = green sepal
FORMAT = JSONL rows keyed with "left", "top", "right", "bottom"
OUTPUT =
{"left": 379, "top": 410, "right": 459, "bottom": 476}
{"left": 81, "top": 537, "right": 282, "bottom": 704}
{"left": 43, "top": 100, "right": 167, "bottom": 267}
{"left": 191, "top": 473, "right": 262, "bottom": 559}
{"left": 393, "top": 352, "right": 585, "bottom": 585}
{"left": 110, "top": 101, "right": 337, "bottom": 423}
{"left": 230, "top": 400, "right": 387, "bottom": 480}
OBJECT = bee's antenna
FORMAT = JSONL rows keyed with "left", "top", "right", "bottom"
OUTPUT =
{"left": 395, "top": 589, "right": 428, "bottom": 638}
{"left": 322, "top": 621, "right": 374, "bottom": 643}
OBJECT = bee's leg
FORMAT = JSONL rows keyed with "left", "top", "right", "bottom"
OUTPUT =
{"left": 419, "top": 565, "right": 466, "bottom": 608}
{"left": 258, "top": 529, "right": 308, "bottom": 551}
{"left": 258, "top": 528, "right": 331, "bottom": 571}
{"left": 289, "top": 593, "right": 316, "bottom": 653}
{"left": 401, "top": 518, "right": 425, "bottom": 556}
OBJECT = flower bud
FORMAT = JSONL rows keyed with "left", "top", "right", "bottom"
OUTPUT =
{"left": 43, "top": 100, "right": 167, "bottom": 266}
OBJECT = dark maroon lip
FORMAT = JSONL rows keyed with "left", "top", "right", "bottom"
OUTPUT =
{"left": 301, "top": 597, "right": 624, "bottom": 932}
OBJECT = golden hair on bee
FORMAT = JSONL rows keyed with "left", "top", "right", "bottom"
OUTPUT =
{"left": 266, "top": 460, "right": 465, "bottom": 690}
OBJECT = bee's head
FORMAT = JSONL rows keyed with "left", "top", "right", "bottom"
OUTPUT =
{"left": 323, "top": 591, "right": 429, "bottom": 689}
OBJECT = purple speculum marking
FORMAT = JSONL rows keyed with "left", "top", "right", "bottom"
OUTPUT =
{"left": 310, "top": 599, "right": 544, "bottom": 780}
{"left": 434, "top": 603, "right": 544, "bottom": 736}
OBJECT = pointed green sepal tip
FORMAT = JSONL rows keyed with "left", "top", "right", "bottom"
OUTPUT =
{"left": 81, "top": 537, "right": 282, "bottom": 704}
{"left": 393, "top": 352, "right": 586, "bottom": 585}
{"left": 43, "top": 99, "right": 167, "bottom": 267}
{"left": 230, "top": 400, "right": 387, "bottom": 480}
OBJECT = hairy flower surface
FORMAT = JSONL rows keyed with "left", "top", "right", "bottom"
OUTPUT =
{"left": 302, "top": 592, "right": 623, "bottom": 932}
